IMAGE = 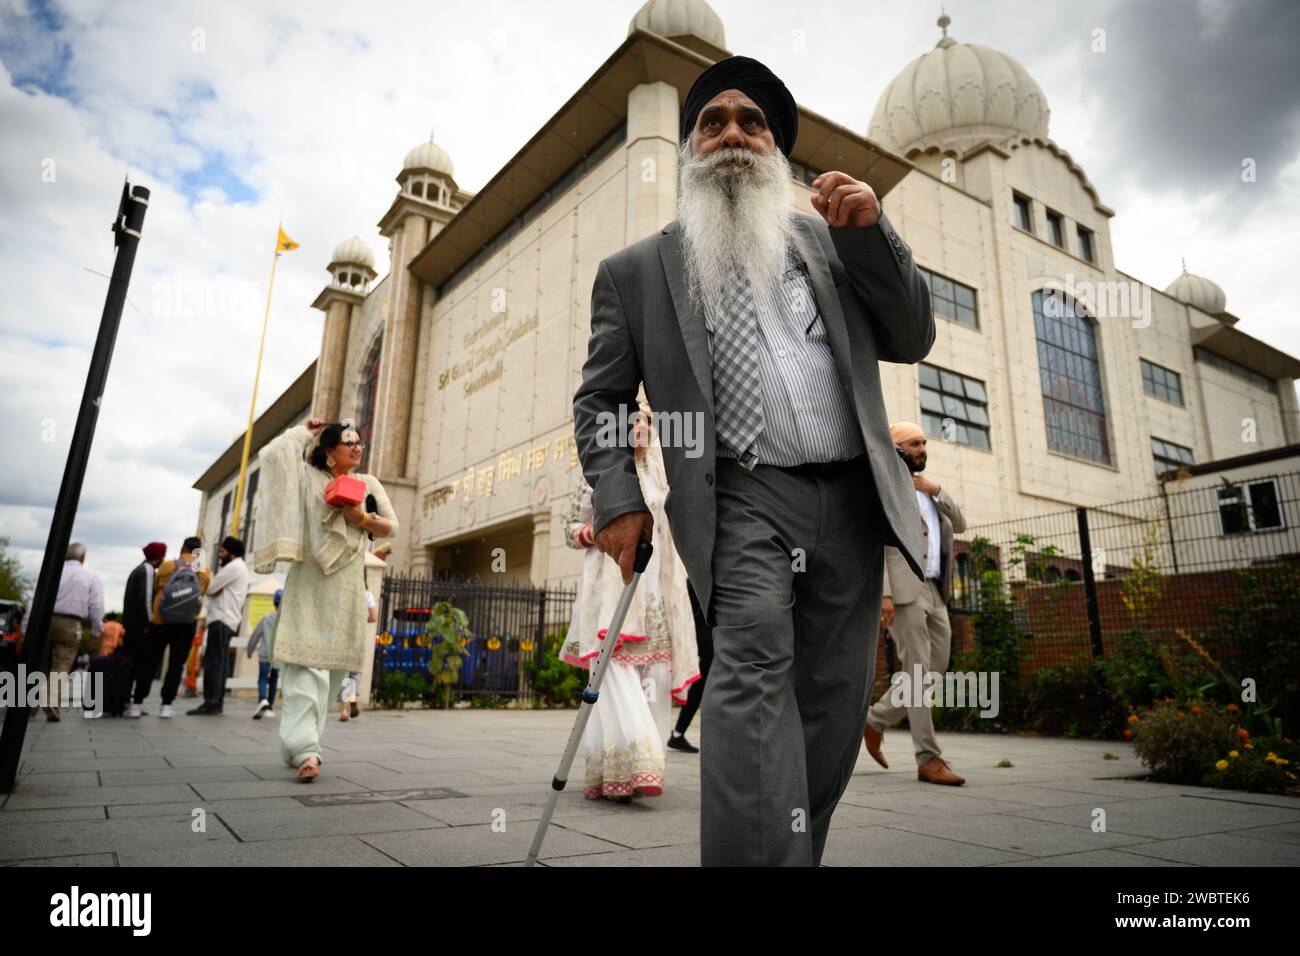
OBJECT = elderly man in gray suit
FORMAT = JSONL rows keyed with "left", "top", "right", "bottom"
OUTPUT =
{"left": 863, "top": 421, "right": 967, "bottom": 786}
{"left": 572, "top": 55, "right": 934, "bottom": 866}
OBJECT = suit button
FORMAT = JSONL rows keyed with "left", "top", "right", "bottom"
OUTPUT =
{"left": 705, "top": 472, "right": 714, "bottom": 487}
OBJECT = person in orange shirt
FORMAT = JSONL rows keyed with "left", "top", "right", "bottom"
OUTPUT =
{"left": 98, "top": 613, "right": 125, "bottom": 655}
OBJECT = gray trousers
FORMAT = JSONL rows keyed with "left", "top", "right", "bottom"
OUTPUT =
{"left": 701, "top": 454, "right": 885, "bottom": 866}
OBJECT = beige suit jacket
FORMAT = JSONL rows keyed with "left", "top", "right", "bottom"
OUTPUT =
{"left": 882, "top": 487, "right": 965, "bottom": 606}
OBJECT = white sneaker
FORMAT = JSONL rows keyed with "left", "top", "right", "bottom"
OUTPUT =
{"left": 126, "top": 702, "right": 142, "bottom": 719}
{"left": 253, "top": 699, "right": 270, "bottom": 720}
{"left": 264, "top": 708, "right": 276, "bottom": 718}
{"left": 159, "top": 704, "right": 175, "bottom": 719}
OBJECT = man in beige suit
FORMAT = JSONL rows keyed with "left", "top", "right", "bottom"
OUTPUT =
{"left": 863, "top": 421, "right": 966, "bottom": 785}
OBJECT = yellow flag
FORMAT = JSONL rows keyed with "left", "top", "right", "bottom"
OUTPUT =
{"left": 276, "top": 226, "right": 299, "bottom": 254}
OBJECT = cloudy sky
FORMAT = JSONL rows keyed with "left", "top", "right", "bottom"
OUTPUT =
{"left": 2, "top": 0, "right": 1297, "bottom": 604}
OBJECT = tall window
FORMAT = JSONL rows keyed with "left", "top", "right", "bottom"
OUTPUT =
{"left": 1012, "top": 192, "right": 1033, "bottom": 232}
{"left": 917, "top": 266, "right": 979, "bottom": 329}
{"left": 356, "top": 344, "right": 382, "bottom": 473}
{"left": 919, "top": 363, "right": 990, "bottom": 449}
{"left": 1077, "top": 225, "right": 1095, "bottom": 263}
{"left": 240, "top": 469, "right": 260, "bottom": 552}
{"left": 1046, "top": 209, "right": 1064, "bottom": 248}
{"left": 1141, "top": 359, "right": 1184, "bottom": 405}
{"left": 1034, "top": 289, "right": 1110, "bottom": 464}
{"left": 219, "top": 490, "right": 232, "bottom": 541}
{"left": 1151, "top": 438, "right": 1194, "bottom": 476}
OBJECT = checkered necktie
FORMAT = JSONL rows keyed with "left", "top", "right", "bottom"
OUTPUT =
{"left": 710, "top": 266, "right": 765, "bottom": 457}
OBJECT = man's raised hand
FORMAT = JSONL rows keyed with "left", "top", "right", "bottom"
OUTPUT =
{"left": 810, "top": 171, "right": 881, "bottom": 228}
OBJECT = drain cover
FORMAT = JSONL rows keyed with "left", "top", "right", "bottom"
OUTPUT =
{"left": 296, "top": 787, "right": 467, "bottom": 807}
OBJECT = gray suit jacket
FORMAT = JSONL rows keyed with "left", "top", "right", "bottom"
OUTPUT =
{"left": 573, "top": 210, "right": 935, "bottom": 623}
{"left": 882, "top": 487, "right": 966, "bottom": 605}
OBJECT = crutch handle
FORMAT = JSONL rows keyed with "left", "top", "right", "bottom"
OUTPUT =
{"left": 633, "top": 539, "right": 653, "bottom": 573}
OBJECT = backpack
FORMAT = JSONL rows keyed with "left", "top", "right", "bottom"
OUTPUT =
{"left": 159, "top": 559, "right": 202, "bottom": 623}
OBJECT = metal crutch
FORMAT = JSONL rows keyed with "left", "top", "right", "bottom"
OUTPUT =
{"left": 525, "top": 538, "right": 653, "bottom": 866}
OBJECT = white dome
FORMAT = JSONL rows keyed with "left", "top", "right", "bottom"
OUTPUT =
{"left": 401, "top": 137, "right": 454, "bottom": 178}
{"left": 869, "top": 15, "right": 1050, "bottom": 156}
{"left": 329, "top": 236, "right": 375, "bottom": 270}
{"left": 1165, "top": 265, "right": 1226, "bottom": 315}
{"left": 629, "top": 0, "right": 726, "bottom": 49}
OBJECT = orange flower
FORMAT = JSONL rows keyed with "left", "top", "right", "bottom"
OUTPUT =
{"left": 1126, "top": 714, "right": 1139, "bottom": 725}
{"left": 1191, "top": 705, "right": 1202, "bottom": 715}
{"left": 1122, "top": 729, "right": 1133, "bottom": 740}
{"left": 1226, "top": 703, "right": 1240, "bottom": 714}
{"left": 1176, "top": 711, "right": 1186, "bottom": 718}
{"left": 1237, "top": 727, "right": 1251, "bottom": 739}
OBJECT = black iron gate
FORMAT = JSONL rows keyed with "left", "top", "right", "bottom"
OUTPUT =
{"left": 373, "top": 573, "right": 576, "bottom": 702}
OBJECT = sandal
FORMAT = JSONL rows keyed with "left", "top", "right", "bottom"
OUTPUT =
{"left": 297, "top": 757, "right": 320, "bottom": 782}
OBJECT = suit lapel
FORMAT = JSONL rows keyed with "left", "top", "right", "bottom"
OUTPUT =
{"left": 788, "top": 216, "right": 857, "bottom": 406}
{"left": 659, "top": 222, "right": 714, "bottom": 418}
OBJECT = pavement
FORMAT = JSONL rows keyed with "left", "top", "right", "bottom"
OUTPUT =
{"left": 3, "top": 697, "right": 1299, "bottom": 867}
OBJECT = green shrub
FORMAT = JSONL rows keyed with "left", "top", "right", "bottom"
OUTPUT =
{"left": 522, "top": 631, "right": 583, "bottom": 707}
{"left": 377, "top": 672, "right": 408, "bottom": 709}
{"left": 1206, "top": 741, "right": 1297, "bottom": 795}
{"left": 406, "top": 672, "right": 430, "bottom": 706}
{"left": 1130, "top": 702, "right": 1236, "bottom": 784}
{"left": 427, "top": 601, "right": 470, "bottom": 709}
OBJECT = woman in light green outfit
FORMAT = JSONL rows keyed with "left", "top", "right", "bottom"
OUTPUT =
{"left": 252, "top": 417, "right": 397, "bottom": 781}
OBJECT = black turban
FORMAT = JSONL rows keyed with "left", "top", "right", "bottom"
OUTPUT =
{"left": 681, "top": 55, "right": 799, "bottom": 157}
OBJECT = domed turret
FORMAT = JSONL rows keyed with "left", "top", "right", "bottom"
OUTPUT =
{"left": 869, "top": 14, "right": 1050, "bottom": 156}
{"left": 401, "top": 137, "right": 454, "bottom": 179}
{"left": 326, "top": 235, "right": 377, "bottom": 293}
{"left": 330, "top": 236, "right": 376, "bottom": 271}
{"left": 1165, "top": 260, "right": 1227, "bottom": 315}
{"left": 397, "top": 131, "right": 456, "bottom": 205}
{"left": 629, "top": 0, "right": 727, "bottom": 56}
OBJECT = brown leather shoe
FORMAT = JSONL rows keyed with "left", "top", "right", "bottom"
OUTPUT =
{"left": 863, "top": 724, "right": 888, "bottom": 768}
{"left": 917, "top": 757, "right": 965, "bottom": 786}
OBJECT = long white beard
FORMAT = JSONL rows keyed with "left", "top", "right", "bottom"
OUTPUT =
{"left": 677, "top": 141, "right": 795, "bottom": 326}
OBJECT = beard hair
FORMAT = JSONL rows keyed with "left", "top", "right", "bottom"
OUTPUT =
{"left": 677, "top": 140, "right": 795, "bottom": 326}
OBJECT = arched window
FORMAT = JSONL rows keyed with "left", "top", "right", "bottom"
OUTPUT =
{"left": 1033, "top": 289, "right": 1109, "bottom": 464}
{"left": 356, "top": 342, "right": 381, "bottom": 473}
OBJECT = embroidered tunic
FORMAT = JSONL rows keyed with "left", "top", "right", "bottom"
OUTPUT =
{"left": 252, "top": 424, "right": 398, "bottom": 673}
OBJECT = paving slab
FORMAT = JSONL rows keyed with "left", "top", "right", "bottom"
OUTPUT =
{"left": 821, "top": 825, "right": 1031, "bottom": 866}
{"left": 115, "top": 834, "right": 403, "bottom": 867}
{"left": 0, "top": 805, "right": 108, "bottom": 825}
{"left": 1120, "top": 832, "right": 1300, "bottom": 866}
{"left": 1006, "top": 795, "right": 1300, "bottom": 840}
{"left": 9, "top": 703, "right": 1298, "bottom": 867}
{"left": 0, "top": 815, "right": 231, "bottom": 862}
{"left": 359, "top": 821, "right": 624, "bottom": 866}
{"left": 0, "top": 853, "right": 118, "bottom": 867}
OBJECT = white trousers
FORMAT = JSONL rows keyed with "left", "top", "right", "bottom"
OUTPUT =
{"left": 278, "top": 663, "right": 345, "bottom": 768}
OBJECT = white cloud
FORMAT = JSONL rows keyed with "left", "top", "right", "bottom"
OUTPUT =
{"left": 1, "top": 0, "right": 1296, "bottom": 604}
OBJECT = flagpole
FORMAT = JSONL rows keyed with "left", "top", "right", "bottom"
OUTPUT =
{"left": 230, "top": 225, "right": 283, "bottom": 537}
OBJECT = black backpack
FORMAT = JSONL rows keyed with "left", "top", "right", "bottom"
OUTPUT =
{"left": 159, "top": 559, "right": 202, "bottom": 623}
